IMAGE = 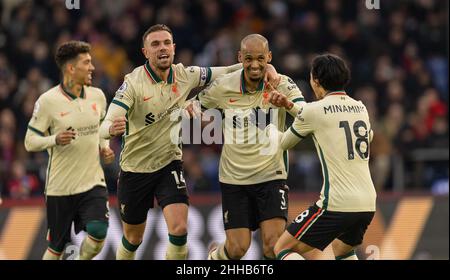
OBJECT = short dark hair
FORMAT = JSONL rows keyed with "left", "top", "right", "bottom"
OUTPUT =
{"left": 55, "top": 41, "right": 91, "bottom": 70}
{"left": 311, "top": 54, "right": 351, "bottom": 91}
{"left": 142, "top": 24, "right": 173, "bottom": 46}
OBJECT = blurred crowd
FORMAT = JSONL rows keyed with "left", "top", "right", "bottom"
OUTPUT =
{"left": 0, "top": 0, "right": 448, "bottom": 199}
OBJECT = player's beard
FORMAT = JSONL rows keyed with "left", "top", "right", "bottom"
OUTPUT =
{"left": 249, "top": 76, "right": 263, "bottom": 82}
{"left": 246, "top": 66, "right": 265, "bottom": 82}
{"left": 156, "top": 58, "right": 173, "bottom": 71}
{"left": 157, "top": 64, "right": 171, "bottom": 71}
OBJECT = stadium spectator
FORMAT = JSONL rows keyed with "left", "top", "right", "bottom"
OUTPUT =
{"left": 7, "top": 160, "right": 39, "bottom": 199}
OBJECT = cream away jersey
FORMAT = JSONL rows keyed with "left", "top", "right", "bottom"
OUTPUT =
{"left": 198, "top": 70, "right": 305, "bottom": 185}
{"left": 104, "top": 62, "right": 240, "bottom": 172}
{"left": 25, "top": 85, "right": 108, "bottom": 196}
{"left": 287, "top": 92, "right": 376, "bottom": 212}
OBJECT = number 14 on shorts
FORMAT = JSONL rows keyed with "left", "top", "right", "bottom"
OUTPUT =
{"left": 172, "top": 170, "right": 186, "bottom": 189}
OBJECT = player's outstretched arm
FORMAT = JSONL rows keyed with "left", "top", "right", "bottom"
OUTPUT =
{"left": 260, "top": 123, "right": 302, "bottom": 151}
{"left": 263, "top": 123, "right": 304, "bottom": 151}
{"left": 208, "top": 63, "right": 242, "bottom": 82}
{"left": 279, "top": 126, "right": 304, "bottom": 150}
{"left": 99, "top": 104, "right": 127, "bottom": 139}
{"left": 98, "top": 91, "right": 112, "bottom": 151}
{"left": 210, "top": 63, "right": 280, "bottom": 87}
{"left": 278, "top": 103, "right": 313, "bottom": 150}
{"left": 25, "top": 128, "right": 56, "bottom": 152}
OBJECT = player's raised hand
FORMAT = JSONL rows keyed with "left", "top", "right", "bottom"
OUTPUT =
{"left": 267, "top": 83, "right": 293, "bottom": 110}
{"left": 100, "top": 147, "right": 115, "bottom": 164}
{"left": 109, "top": 116, "right": 127, "bottom": 136}
{"left": 264, "top": 64, "right": 281, "bottom": 89}
{"left": 56, "top": 127, "right": 76, "bottom": 146}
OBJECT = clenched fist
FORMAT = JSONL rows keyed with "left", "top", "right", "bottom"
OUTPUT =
{"left": 109, "top": 116, "right": 127, "bottom": 137}
{"left": 101, "top": 147, "right": 115, "bottom": 164}
{"left": 268, "top": 90, "right": 293, "bottom": 110}
{"left": 56, "top": 127, "right": 76, "bottom": 146}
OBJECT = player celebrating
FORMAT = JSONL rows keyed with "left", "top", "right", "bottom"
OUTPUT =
{"left": 270, "top": 53, "right": 376, "bottom": 260}
{"left": 99, "top": 24, "right": 249, "bottom": 260}
{"left": 199, "top": 34, "right": 305, "bottom": 260}
{"left": 25, "top": 41, "right": 114, "bottom": 260}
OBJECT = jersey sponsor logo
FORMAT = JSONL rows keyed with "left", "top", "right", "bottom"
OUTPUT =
{"left": 145, "top": 112, "right": 155, "bottom": 125}
{"left": 229, "top": 98, "right": 239, "bottom": 103}
{"left": 59, "top": 111, "right": 71, "bottom": 117}
{"left": 188, "top": 66, "right": 195, "bottom": 73}
{"left": 143, "top": 96, "right": 153, "bottom": 102}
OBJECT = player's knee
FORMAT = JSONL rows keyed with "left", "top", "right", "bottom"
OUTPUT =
{"left": 123, "top": 233, "right": 143, "bottom": 245}
{"left": 123, "top": 229, "right": 144, "bottom": 245}
{"left": 226, "top": 240, "right": 250, "bottom": 259}
{"left": 332, "top": 239, "right": 355, "bottom": 257}
{"left": 86, "top": 221, "right": 108, "bottom": 240}
{"left": 168, "top": 222, "right": 187, "bottom": 236}
{"left": 262, "top": 234, "right": 279, "bottom": 256}
{"left": 262, "top": 243, "right": 276, "bottom": 258}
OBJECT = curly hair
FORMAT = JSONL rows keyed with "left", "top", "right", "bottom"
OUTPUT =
{"left": 311, "top": 54, "right": 351, "bottom": 91}
{"left": 55, "top": 41, "right": 91, "bottom": 70}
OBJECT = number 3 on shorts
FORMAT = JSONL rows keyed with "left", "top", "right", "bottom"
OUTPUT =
{"left": 279, "top": 189, "right": 287, "bottom": 210}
